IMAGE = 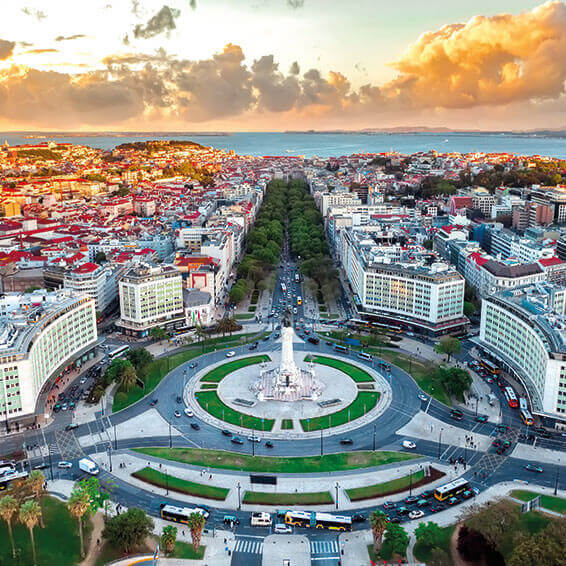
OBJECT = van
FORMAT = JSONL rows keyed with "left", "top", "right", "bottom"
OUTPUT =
{"left": 78, "top": 458, "right": 99, "bottom": 475}
{"left": 274, "top": 523, "right": 292, "bottom": 534}
{"left": 250, "top": 512, "right": 272, "bottom": 527}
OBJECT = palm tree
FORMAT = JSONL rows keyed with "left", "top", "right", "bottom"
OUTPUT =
{"left": 370, "top": 510, "right": 389, "bottom": 552}
{"left": 120, "top": 365, "right": 138, "bottom": 391}
{"left": 67, "top": 489, "right": 91, "bottom": 558}
{"left": 19, "top": 500, "right": 42, "bottom": 566}
{"left": 161, "top": 525, "right": 178, "bottom": 554}
{"left": 26, "top": 470, "right": 45, "bottom": 527}
{"left": 194, "top": 324, "right": 207, "bottom": 352}
{"left": 0, "top": 495, "right": 19, "bottom": 558}
{"left": 225, "top": 317, "right": 240, "bottom": 337}
{"left": 187, "top": 511, "right": 205, "bottom": 553}
{"left": 215, "top": 318, "right": 229, "bottom": 337}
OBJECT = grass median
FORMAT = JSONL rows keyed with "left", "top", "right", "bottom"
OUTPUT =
{"left": 201, "top": 355, "right": 270, "bottom": 383}
{"left": 195, "top": 390, "right": 275, "bottom": 431}
{"left": 132, "top": 466, "right": 229, "bottom": 500}
{"left": 133, "top": 448, "right": 417, "bottom": 473}
{"left": 306, "top": 355, "right": 374, "bottom": 383}
{"left": 510, "top": 490, "right": 566, "bottom": 514}
{"left": 243, "top": 491, "right": 333, "bottom": 505}
{"left": 300, "top": 391, "right": 379, "bottom": 431}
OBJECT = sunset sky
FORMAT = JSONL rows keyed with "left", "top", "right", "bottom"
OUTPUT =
{"left": 0, "top": 0, "right": 564, "bottom": 131}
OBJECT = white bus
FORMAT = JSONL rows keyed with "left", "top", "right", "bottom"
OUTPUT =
{"left": 358, "top": 352, "right": 372, "bottom": 361}
{"left": 108, "top": 345, "right": 130, "bottom": 361}
{"left": 160, "top": 504, "right": 210, "bottom": 524}
{"left": 251, "top": 512, "right": 272, "bottom": 527}
{"left": 434, "top": 478, "right": 470, "bottom": 501}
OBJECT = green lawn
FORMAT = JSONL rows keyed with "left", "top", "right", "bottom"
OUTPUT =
{"left": 413, "top": 525, "right": 455, "bottom": 564}
{"left": 132, "top": 467, "right": 229, "bottom": 500}
{"left": 300, "top": 391, "right": 379, "bottom": 431}
{"left": 195, "top": 390, "right": 275, "bottom": 431}
{"left": 346, "top": 470, "right": 425, "bottom": 501}
{"left": 170, "top": 541, "right": 206, "bottom": 559}
{"left": 235, "top": 313, "right": 254, "bottom": 320}
{"left": 281, "top": 419, "right": 294, "bottom": 430}
{"left": 379, "top": 350, "right": 451, "bottom": 406}
{"left": 510, "top": 490, "right": 566, "bottom": 514}
{"left": 0, "top": 496, "right": 90, "bottom": 566}
{"left": 133, "top": 448, "right": 417, "bottom": 473}
{"left": 320, "top": 313, "right": 339, "bottom": 319}
{"left": 201, "top": 355, "right": 270, "bottom": 383}
{"left": 112, "top": 332, "right": 260, "bottom": 412}
{"left": 306, "top": 355, "right": 374, "bottom": 382}
{"left": 243, "top": 491, "right": 333, "bottom": 505}
{"left": 200, "top": 383, "right": 218, "bottom": 389}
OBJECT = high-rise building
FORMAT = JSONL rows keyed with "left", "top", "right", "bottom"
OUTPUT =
{"left": 117, "top": 263, "right": 184, "bottom": 337}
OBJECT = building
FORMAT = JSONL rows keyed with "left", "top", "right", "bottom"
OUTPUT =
{"left": 64, "top": 262, "right": 124, "bottom": 314}
{"left": 0, "top": 290, "right": 98, "bottom": 427}
{"left": 117, "top": 263, "right": 184, "bottom": 337}
{"left": 477, "top": 284, "right": 566, "bottom": 428}
{"left": 183, "top": 288, "right": 213, "bottom": 327}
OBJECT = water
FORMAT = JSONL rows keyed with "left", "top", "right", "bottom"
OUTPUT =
{"left": 2, "top": 131, "right": 566, "bottom": 159}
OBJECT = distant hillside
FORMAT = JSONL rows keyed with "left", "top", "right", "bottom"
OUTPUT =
{"left": 115, "top": 139, "right": 206, "bottom": 151}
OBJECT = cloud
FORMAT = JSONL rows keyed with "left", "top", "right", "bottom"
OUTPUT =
{"left": 289, "top": 61, "right": 300, "bottom": 75}
{"left": 24, "top": 49, "right": 59, "bottom": 55}
{"left": 252, "top": 55, "right": 300, "bottom": 112}
{"left": 0, "top": 39, "right": 15, "bottom": 61}
{"left": 21, "top": 7, "right": 46, "bottom": 20}
{"left": 133, "top": 5, "right": 181, "bottom": 39}
{"left": 55, "top": 34, "right": 87, "bottom": 42}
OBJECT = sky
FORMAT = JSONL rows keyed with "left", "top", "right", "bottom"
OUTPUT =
{"left": 0, "top": 0, "right": 564, "bottom": 131}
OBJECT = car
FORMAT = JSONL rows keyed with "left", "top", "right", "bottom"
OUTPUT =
{"left": 176, "top": 396, "right": 183, "bottom": 404}
{"left": 53, "top": 403, "right": 62, "bottom": 413}
{"left": 351, "top": 514, "right": 366, "bottom": 522}
{"left": 496, "top": 424, "right": 510, "bottom": 432}
{"left": 397, "top": 506, "right": 410, "bottom": 515}
{"left": 462, "top": 490, "right": 475, "bottom": 499}
{"left": 184, "top": 408, "right": 194, "bottom": 417}
{"left": 265, "top": 441, "right": 274, "bottom": 448}
{"left": 33, "top": 463, "right": 49, "bottom": 470}
{"left": 226, "top": 351, "right": 235, "bottom": 358}
{"left": 274, "top": 333, "right": 280, "bottom": 339}
{"left": 150, "top": 399, "right": 158, "bottom": 406}
{"left": 492, "top": 439, "right": 502, "bottom": 448}
{"left": 388, "top": 515, "right": 401, "bottom": 523}
{"left": 416, "top": 499, "right": 429, "bottom": 507}
{"left": 190, "top": 423, "right": 200, "bottom": 430}
{"left": 274, "top": 523, "right": 293, "bottom": 534}
{"left": 525, "top": 464, "right": 544, "bottom": 473}
{"left": 475, "top": 415, "right": 488, "bottom": 423}
{"left": 222, "top": 429, "right": 232, "bottom": 436}
{"left": 248, "top": 435, "right": 261, "bottom": 443}
{"left": 418, "top": 394, "right": 428, "bottom": 402}
{"left": 449, "top": 409, "right": 463, "bottom": 420}
{"left": 502, "top": 440, "right": 511, "bottom": 449}
{"left": 189, "top": 362, "right": 198, "bottom": 369}
{"left": 402, "top": 440, "right": 417, "bottom": 449}
{"left": 408, "top": 510, "right": 425, "bottom": 520}
{"left": 382, "top": 502, "right": 397, "bottom": 510}
{"left": 231, "top": 436, "right": 244, "bottom": 444}
{"left": 65, "top": 423, "right": 79, "bottom": 431}
{"left": 57, "top": 461, "right": 73, "bottom": 469}
{"left": 307, "top": 337, "right": 320, "bottom": 345}
{"left": 448, "top": 497, "right": 460, "bottom": 506}
{"left": 325, "top": 341, "right": 333, "bottom": 346}
{"left": 429, "top": 505, "right": 443, "bottom": 513}
{"left": 174, "top": 410, "right": 181, "bottom": 418}
{"left": 535, "top": 427, "right": 552, "bottom": 439}
{"left": 79, "top": 377, "right": 87, "bottom": 384}
{"left": 249, "top": 343, "right": 258, "bottom": 350}
{"left": 223, "top": 515, "right": 240, "bottom": 525}
{"left": 404, "top": 495, "right": 419, "bottom": 505}
{"left": 61, "top": 403, "right": 68, "bottom": 411}
{"left": 496, "top": 447, "right": 505, "bottom": 455}
{"left": 340, "top": 438, "right": 354, "bottom": 445}
{"left": 420, "top": 490, "right": 434, "bottom": 499}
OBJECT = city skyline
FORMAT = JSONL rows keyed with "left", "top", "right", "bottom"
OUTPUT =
{"left": 0, "top": 0, "right": 565, "bottom": 131}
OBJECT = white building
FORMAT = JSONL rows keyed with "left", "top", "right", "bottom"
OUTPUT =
{"left": 478, "top": 284, "right": 566, "bottom": 428}
{"left": 117, "top": 263, "right": 184, "bottom": 337}
{"left": 0, "top": 290, "right": 97, "bottom": 426}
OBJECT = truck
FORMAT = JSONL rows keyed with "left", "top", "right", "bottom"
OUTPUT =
{"left": 79, "top": 458, "right": 99, "bottom": 475}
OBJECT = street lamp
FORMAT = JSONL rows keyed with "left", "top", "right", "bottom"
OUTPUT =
{"left": 554, "top": 458, "right": 561, "bottom": 496}
{"left": 237, "top": 481, "right": 241, "bottom": 510}
{"left": 409, "top": 468, "right": 413, "bottom": 496}
{"left": 335, "top": 482, "right": 339, "bottom": 510}
{"left": 437, "top": 428, "right": 443, "bottom": 459}
{"left": 168, "top": 421, "right": 172, "bottom": 448}
{"left": 164, "top": 467, "right": 169, "bottom": 495}
{"left": 373, "top": 423, "right": 376, "bottom": 451}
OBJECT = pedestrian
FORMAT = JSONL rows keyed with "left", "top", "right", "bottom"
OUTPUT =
{"left": 97, "top": 539, "right": 100, "bottom": 546}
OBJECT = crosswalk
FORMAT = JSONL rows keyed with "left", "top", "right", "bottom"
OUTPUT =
{"left": 234, "top": 537, "right": 263, "bottom": 554}
{"left": 311, "top": 540, "right": 339, "bottom": 555}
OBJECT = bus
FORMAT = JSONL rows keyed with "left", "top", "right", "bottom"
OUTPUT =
{"left": 481, "top": 360, "right": 500, "bottom": 375}
{"left": 434, "top": 478, "right": 470, "bottom": 501}
{"left": 349, "top": 318, "right": 370, "bottom": 329}
{"left": 296, "top": 296, "right": 302, "bottom": 306}
{"left": 284, "top": 510, "right": 352, "bottom": 531}
{"left": 504, "top": 387, "right": 518, "bottom": 408}
{"left": 358, "top": 352, "right": 372, "bottom": 361}
{"left": 0, "top": 470, "right": 28, "bottom": 492}
{"left": 520, "top": 409, "right": 534, "bottom": 426}
{"left": 519, "top": 398, "right": 528, "bottom": 411}
{"left": 108, "top": 345, "right": 130, "bottom": 361}
{"left": 281, "top": 283, "right": 287, "bottom": 293}
{"left": 250, "top": 512, "right": 272, "bottom": 527}
{"left": 160, "top": 504, "right": 209, "bottom": 524}
{"left": 333, "top": 344, "right": 348, "bottom": 354}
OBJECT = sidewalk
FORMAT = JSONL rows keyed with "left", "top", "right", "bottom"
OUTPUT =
{"left": 101, "top": 450, "right": 452, "bottom": 512}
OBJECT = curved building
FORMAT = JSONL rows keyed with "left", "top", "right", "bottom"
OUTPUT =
{"left": 478, "top": 283, "right": 566, "bottom": 428}
{"left": 0, "top": 290, "right": 98, "bottom": 428}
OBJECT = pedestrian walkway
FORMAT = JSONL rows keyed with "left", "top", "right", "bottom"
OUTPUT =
{"left": 234, "top": 536, "right": 263, "bottom": 554}
{"left": 310, "top": 538, "right": 339, "bottom": 556}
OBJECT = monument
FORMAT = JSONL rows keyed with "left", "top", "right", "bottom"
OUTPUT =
{"left": 253, "top": 308, "right": 323, "bottom": 401}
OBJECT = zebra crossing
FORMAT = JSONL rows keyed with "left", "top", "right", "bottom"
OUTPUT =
{"left": 234, "top": 537, "right": 263, "bottom": 555}
{"left": 310, "top": 539, "right": 339, "bottom": 555}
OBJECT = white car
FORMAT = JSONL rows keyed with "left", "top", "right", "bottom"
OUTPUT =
{"left": 408, "top": 510, "right": 425, "bottom": 520}
{"left": 402, "top": 440, "right": 417, "bottom": 449}
{"left": 184, "top": 408, "right": 194, "bottom": 417}
{"left": 274, "top": 523, "right": 293, "bottom": 534}
{"left": 226, "top": 351, "right": 235, "bottom": 358}
{"left": 247, "top": 435, "right": 261, "bottom": 443}
{"left": 57, "top": 461, "right": 73, "bottom": 469}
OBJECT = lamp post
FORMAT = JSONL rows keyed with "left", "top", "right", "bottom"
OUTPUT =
{"left": 168, "top": 421, "right": 172, "bottom": 448}
{"left": 409, "top": 468, "right": 413, "bottom": 496}
{"left": 554, "top": 458, "right": 561, "bottom": 496}
{"left": 437, "top": 428, "right": 443, "bottom": 459}
{"left": 320, "top": 429, "right": 323, "bottom": 456}
{"left": 107, "top": 443, "right": 113, "bottom": 472}
{"left": 164, "top": 467, "right": 169, "bottom": 495}
{"left": 335, "top": 482, "right": 339, "bottom": 510}
{"left": 237, "top": 481, "right": 241, "bottom": 510}
{"left": 114, "top": 424, "right": 118, "bottom": 451}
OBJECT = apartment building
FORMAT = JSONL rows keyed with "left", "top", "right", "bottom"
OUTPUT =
{"left": 117, "top": 263, "right": 184, "bottom": 337}
{"left": 478, "top": 284, "right": 566, "bottom": 428}
{"left": 0, "top": 290, "right": 97, "bottom": 427}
